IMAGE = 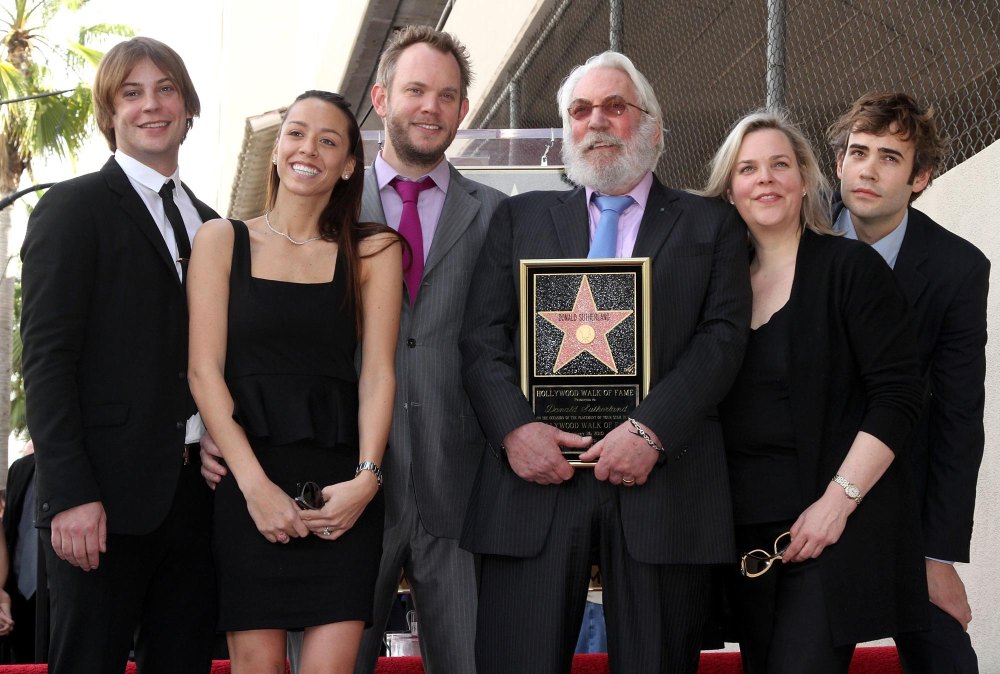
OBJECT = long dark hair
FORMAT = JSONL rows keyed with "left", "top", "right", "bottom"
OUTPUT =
{"left": 265, "top": 90, "right": 399, "bottom": 335}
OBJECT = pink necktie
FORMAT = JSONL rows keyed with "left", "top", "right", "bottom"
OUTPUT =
{"left": 391, "top": 176, "right": 435, "bottom": 305}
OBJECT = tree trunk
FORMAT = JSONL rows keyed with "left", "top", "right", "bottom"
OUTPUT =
{"left": 0, "top": 202, "right": 13, "bottom": 484}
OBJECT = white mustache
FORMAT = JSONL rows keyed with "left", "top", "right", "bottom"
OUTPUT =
{"left": 581, "top": 132, "right": 624, "bottom": 150}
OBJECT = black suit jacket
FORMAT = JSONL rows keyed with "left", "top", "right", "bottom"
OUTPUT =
{"left": 459, "top": 178, "right": 752, "bottom": 564}
{"left": 20, "top": 157, "right": 219, "bottom": 535}
{"left": 3, "top": 454, "right": 36, "bottom": 598}
{"left": 835, "top": 203, "right": 990, "bottom": 563}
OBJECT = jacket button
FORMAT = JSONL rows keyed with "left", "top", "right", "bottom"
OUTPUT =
{"left": 41, "top": 502, "right": 50, "bottom": 512}
{"left": 178, "top": 371, "right": 186, "bottom": 380}
{"left": 406, "top": 338, "right": 416, "bottom": 348}
{"left": 176, "top": 421, "right": 185, "bottom": 430}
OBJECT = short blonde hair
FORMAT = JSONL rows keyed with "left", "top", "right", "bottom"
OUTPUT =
{"left": 698, "top": 110, "right": 834, "bottom": 236}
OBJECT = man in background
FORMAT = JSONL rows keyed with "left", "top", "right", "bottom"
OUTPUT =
{"left": 829, "top": 91, "right": 989, "bottom": 674}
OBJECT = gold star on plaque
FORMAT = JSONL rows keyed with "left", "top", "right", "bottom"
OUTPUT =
{"left": 538, "top": 274, "right": 633, "bottom": 373}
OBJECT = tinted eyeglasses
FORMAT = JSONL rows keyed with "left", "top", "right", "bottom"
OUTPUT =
{"left": 567, "top": 95, "right": 649, "bottom": 121}
{"left": 740, "top": 531, "right": 792, "bottom": 578}
{"left": 294, "top": 481, "right": 323, "bottom": 510}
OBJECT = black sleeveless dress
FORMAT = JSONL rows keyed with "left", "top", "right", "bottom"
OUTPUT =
{"left": 213, "top": 220, "right": 384, "bottom": 631}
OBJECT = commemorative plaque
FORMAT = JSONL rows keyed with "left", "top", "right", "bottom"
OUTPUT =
{"left": 519, "top": 258, "right": 651, "bottom": 465}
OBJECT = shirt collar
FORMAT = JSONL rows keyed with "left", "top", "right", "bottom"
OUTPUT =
{"left": 374, "top": 151, "right": 451, "bottom": 194}
{"left": 835, "top": 207, "right": 909, "bottom": 269}
{"left": 115, "top": 150, "right": 180, "bottom": 193}
{"left": 585, "top": 170, "right": 654, "bottom": 210}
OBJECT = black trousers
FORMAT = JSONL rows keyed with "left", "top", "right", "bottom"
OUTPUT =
{"left": 475, "top": 472, "right": 710, "bottom": 674}
{"left": 731, "top": 522, "right": 855, "bottom": 674}
{"left": 42, "top": 461, "right": 216, "bottom": 674}
{"left": 896, "top": 602, "right": 979, "bottom": 674}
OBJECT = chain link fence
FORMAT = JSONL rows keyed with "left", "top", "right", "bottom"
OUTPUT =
{"left": 469, "top": 0, "right": 1000, "bottom": 190}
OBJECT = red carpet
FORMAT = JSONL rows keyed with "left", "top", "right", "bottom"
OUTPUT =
{"left": 0, "top": 647, "right": 902, "bottom": 673}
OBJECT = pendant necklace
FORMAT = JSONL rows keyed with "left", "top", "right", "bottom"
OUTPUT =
{"left": 265, "top": 211, "right": 322, "bottom": 245}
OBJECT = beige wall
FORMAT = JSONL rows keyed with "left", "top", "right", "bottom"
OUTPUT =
{"left": 915, "top": 139, "right": 1000, "bottom": 668}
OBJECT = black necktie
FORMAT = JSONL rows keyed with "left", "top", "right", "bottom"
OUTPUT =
{"left": 159, "top": 179, "right": 191, "bottom": 283}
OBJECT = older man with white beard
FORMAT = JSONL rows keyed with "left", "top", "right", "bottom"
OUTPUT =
{"left": 458, "top": 51, "right": 751, "bottom": 674}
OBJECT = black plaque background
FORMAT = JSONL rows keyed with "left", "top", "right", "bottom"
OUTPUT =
{"left": 521, "top": 260, "right": 650, "bottom": 459}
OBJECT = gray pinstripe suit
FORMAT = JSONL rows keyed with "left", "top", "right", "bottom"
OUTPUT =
{"left": 354, "top": 163, "right": 505, "bottom": 674}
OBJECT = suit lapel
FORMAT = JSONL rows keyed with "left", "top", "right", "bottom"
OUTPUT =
{"left": 424, "top": 166, "right": 480, "bottom": 276}
{"left": 632, "top": 178, "right": 680, "bottom": 259}
{"left": 550, "top": 187, "right": 589, "bottom": 257}
{"left": 893, "top": 208, "right": 929, "bottom": 306}
{"left": 361, "top": 168, "right": 387, "bottom": 224}
{"left": 101, "top": 158, "right": 181, "bottom": 285}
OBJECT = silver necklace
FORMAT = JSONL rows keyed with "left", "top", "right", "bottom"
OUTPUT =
{"left": 264, "top": 211, "right": 322, "bottom": 245}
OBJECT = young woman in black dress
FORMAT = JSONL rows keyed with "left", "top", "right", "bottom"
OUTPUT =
{"left": 188, "top": 91, "right": 401, "bottom": 673}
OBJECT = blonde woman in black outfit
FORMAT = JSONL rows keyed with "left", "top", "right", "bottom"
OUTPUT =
{"left": 699, "top": 111, "right": 927, "bottom": 673}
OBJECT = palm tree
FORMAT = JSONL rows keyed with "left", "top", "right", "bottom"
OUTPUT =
{"left": 1, "top": 0, "right": 131, "bottom": 479}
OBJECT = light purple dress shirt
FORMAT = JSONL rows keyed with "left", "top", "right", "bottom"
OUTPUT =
{"left": 373, "top": 152, "right": 452, "bottom": 261}
{"left": 584, "top": 171, "right": 654, "bottom": 258}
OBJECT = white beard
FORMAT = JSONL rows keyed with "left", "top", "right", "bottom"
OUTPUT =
{"left": 562, "top": 116, "right": 659, "bottom": 193}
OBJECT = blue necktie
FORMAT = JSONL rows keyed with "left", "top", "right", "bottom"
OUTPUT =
{"left": 589, "top": 194, "right": 634, "bottom": 258}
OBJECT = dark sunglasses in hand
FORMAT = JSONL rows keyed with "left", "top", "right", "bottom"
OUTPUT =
{"left": 740, "top": 531, "right": 792, "bottom": 578}
{"left": 294, "top": 481, "right": 323, "bottom": 510}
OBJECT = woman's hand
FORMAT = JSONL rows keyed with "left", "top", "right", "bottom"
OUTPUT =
{"left": 783, "top": 482, "right": 856, "bottom": 563}
{"left": 299, "top": 473, "right": 379, "bottom": 540}
{"left": 242, "top": 477, "right": 310, "bottom": 544}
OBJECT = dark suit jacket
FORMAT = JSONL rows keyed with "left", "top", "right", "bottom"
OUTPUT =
{"left": 361, "top": 165, "right": 506, "bottom": 540}
{"left": 20, "top": 157, "right": 219, "bottom": 535}
{"left": 778, "top": 230, "right": 927, "bottom": 644}
{"left": 835, "top": 203, "right": 990, "bottom": 563}
{"left": 3, "top": 454, "right": 36, "bottom": 597}
{"left": 459, "top": 177, "right": 752, "bottom": 564}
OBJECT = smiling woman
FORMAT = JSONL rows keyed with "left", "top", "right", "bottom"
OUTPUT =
{"left": 700, "top": 111, "right": 928, "bottom": 673}
{"left": 186, "top": 90, "right": 404, "bottom": 672}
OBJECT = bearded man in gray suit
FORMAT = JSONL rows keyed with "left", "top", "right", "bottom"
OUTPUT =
{"left": 353, "top": 24, "right": 505, "bottom": 674}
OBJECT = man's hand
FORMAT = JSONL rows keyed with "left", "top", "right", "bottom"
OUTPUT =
{"left": 579, "top": 420, "right": 659, "bottom": 485}
{"left": 503, "top": 422, "right": 589, "bottom": 485}
{"left": 51, "top": 501, "right": 107, "bottom": 571}
{"left": 927, "top": 559, "right": 973, "bottom": 631}
{"left": 199, "top": 433, "right": 227, "bottom": 489}
{"left": 0, "top": 588, "right": 13, "bottom": 635}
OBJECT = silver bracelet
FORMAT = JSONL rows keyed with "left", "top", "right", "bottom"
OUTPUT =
{"left": 627, "top": 417, "right": 664, "bottom": 453}
{"left": 355, "top": 461, "right": 383, "bottom": 488}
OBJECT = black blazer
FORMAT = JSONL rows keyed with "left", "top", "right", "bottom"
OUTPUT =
{"left": 780, "top": 230, "right": 927, "bottom": 644}
{"left": 20, "top": 157, "right": 219, "bottom": 535}
{"left": 459, "top": 178, "right": 752, "bottom": 564}
{"left": 3, "top": 454, "right": 36, "bottom": 599}
{"left": 835, "top": 203, "right": 989, "bottom": 563}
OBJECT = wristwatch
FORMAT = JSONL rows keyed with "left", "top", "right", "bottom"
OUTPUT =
{"left": 832, "top": 474, "right": 863, "bottom": 505}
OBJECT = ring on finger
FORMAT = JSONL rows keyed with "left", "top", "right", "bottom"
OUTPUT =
{"left": 621, "top": 476, "right": 635, "bottom": 485}
{"left": 322, "top": 527, "right": 331, "bottom": 536}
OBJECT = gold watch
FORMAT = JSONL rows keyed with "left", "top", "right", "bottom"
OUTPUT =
{"left": 832, "top": 474, "right": 863, "bottom": 505}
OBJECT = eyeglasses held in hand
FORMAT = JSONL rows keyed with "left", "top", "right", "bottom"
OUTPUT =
{"left": 294, "top": 481, "right": 323, "bottom": 510}
{"left": 740, "top": 531, "right": 792, "bottom": 578}
{"left": 567, "top": 95, "right": 650, "bottom": 121}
